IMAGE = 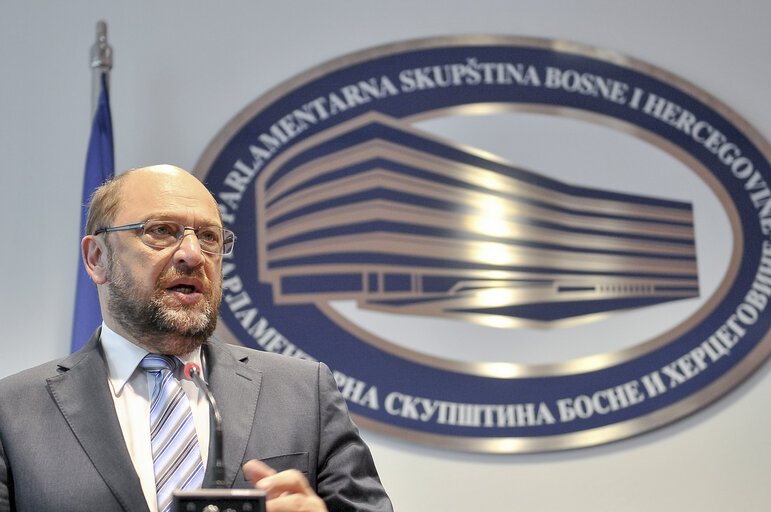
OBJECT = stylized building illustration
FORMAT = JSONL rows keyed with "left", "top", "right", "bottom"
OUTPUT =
{"left": 255, "top": 112, "right": 698, "bottom": 326}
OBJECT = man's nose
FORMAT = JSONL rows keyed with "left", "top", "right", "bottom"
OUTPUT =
{"left": 174, "top": 231, "right": 205, "bottom": 267}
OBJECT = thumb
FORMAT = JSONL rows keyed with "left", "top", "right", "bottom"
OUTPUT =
{"left": 243, "top": 459, "right": 277, "bottom": 485}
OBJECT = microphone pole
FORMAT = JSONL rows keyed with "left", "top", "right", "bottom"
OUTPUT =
{"left": 184, "top": 362, "right": 225, "bottom": 488}
{"left": 176, "top": 362, "right": 266, "bottom": 512}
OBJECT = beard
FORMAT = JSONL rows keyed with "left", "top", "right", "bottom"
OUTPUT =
{"left": 105, "top": 254, "right": 222, "bottom": 356}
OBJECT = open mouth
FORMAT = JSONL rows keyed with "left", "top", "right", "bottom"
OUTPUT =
{"left": 168, "top": 284, "right": 198, "bottom": 294}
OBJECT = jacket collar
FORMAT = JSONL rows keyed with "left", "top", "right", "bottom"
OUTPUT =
{"left": 47, "top": 328, "right": 149, "bottom": 512}
{"left": 200, "top": 340, "right": 263, "bottom": 488}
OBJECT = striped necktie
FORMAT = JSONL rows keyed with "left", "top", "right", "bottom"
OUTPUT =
{"left": 140, "top": 354, "right": 205, "bottom": 512}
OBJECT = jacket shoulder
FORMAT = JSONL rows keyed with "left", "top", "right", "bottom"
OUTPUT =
{"left": 207, "top": 340, "right": 323, "bottom": 374}
{"left": 0, "top": 358, "right": 67, "bottom": 393}
{"left": 0, "top": 340, "right": 97, "bottom": 398}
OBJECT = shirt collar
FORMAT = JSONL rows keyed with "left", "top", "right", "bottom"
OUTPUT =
{"left": 100, "top": 322, "right": 203, "bottom": 396}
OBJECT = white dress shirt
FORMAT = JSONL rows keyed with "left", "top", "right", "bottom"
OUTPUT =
{"left": 100, "top": 323, "right": 210, "bottom": 512}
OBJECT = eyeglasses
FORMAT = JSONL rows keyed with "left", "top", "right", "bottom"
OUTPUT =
{"left": 94, "top": 219, "right": 236, "bottom": 255}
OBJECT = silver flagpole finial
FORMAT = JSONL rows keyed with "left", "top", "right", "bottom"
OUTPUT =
{"left": 89, "top": 20, "right": 113, "bottom": 118}
{"left": 90, "top": 20, "right": 112, "bottom": 71}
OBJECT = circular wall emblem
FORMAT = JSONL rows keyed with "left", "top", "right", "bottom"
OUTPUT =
{"left": 196, "top": 36, "right": 771, "bottom": 452}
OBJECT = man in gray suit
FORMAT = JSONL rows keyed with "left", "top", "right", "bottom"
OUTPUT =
{"left": 0, "top": 165, "right": 392, "bottom": 512}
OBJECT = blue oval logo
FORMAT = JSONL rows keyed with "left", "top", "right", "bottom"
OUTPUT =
{"left": 196, "top": 36, "right": 771, "bottom": 452}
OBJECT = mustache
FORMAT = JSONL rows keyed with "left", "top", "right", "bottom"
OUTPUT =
{"left": 157, "top": 267, "right": 210, "bottom": 289}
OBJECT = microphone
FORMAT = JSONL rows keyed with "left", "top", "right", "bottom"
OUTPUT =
{"left": 184, "top": 362, "right": 225, "bottom": 488}
{"left": 178, "top": 362, "right": 266, "bottom": 512}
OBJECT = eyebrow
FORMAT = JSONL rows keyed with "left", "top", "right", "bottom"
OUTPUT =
{"left": 142, "top": 214, "right": 222, "bottom": 227}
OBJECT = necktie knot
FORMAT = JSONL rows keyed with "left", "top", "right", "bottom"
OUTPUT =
{"left": 140, "top": 354, "right": 179, "bottom": 373}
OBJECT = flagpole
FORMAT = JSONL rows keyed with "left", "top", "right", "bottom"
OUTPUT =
{"left": 90, "top": 20, "right": 112, "bottom": 118}
{"left": 71, "top": 21, "right": 115, "bottom": 353}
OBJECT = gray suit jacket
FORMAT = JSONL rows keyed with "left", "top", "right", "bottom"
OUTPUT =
{"left": 0, "top": 330, "right": 392, "bottom": 511}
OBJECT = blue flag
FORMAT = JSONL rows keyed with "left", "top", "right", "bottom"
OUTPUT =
{"left": 71, "top": 73, "right": 114, "bottom": 352}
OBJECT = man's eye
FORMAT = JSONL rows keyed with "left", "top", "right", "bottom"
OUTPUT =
{"left": 198, "top": 229, "right": 220, "bottom": 243}
{"left": 147, "top": 223, "right": 176, "bottom": 237}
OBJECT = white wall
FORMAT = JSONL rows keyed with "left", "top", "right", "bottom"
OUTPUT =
{"left": 1, "top": 1, "right": 769, "bottom": 510}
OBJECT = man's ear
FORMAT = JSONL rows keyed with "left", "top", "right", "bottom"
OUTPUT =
{"left": 82, "top": 235, "right": 109, "bottom": 285}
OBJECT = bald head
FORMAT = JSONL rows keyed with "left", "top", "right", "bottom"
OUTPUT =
{"left": 86, "top": 164, "right": 220, "bottom": 235}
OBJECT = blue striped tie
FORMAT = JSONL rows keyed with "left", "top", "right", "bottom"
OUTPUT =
{"left": 141, "top": 355, "right": 205, "bottom": 512}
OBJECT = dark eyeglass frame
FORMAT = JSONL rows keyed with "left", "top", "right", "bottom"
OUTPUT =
{"left": 94, "top": 219, "right": 236, "bottom": 255}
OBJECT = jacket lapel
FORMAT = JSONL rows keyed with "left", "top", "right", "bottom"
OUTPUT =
{"left": 46, "top": 330, "right": 149, "bottom": 512}
{"left": 201, "top": 341, "right": 262, "bottom": 488}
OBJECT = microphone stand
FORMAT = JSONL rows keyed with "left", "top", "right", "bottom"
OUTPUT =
{"left": 173, "top": 363, "right": 265, "bottom": 512}
{"left": 186, "top": 364, "right": 225, "bottom": 488}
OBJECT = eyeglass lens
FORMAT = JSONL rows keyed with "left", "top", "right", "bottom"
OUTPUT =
{"left": 141, "top": 220, "right": 234, "bottom": 254}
